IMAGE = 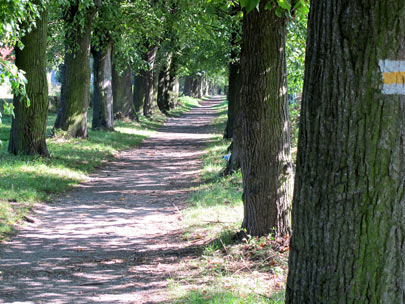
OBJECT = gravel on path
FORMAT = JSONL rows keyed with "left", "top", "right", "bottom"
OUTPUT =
{"left": 0, "top": 97, "right": 223, "bottom": 304}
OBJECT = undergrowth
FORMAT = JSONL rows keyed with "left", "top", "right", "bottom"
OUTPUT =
{"left": 169, "top": 100, "right": 289, "bottom": 304}
{"left": 0, "top": 96, "right": 198, "bottom": 238}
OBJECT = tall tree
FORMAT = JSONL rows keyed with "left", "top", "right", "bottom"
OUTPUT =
{"left": 239, "top": 1, "right": 293, "bottom": 236}
{"left": 286, "top": 1, "right": 405, "bottom": 303}
{"left": 54, "top": 0, "right": 97, "bottom": 137}
{"left": 9, "top": 4, "right": 49, "bottom": 155}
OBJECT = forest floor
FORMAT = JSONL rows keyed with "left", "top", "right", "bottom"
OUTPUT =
{"left": 0, "top": 97, "right": 223, "bottom": 304}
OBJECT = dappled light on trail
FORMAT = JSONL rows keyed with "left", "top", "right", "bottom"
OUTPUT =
{"left": 0, "top": 97, "right": 223, "bottom": 304}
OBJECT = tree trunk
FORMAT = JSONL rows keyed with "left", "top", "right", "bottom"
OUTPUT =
{"left": 167, "top": 54, "right": 179, "bottom": 109}
{"left": 225, "top": 29, "right": 241, "bottom": 140}
{"left": 225, "top": 63, "right": 242, "bottom": 175}
{"left": 169, "top": 78, "right": 179, "bottom": 109}
{"left": 54, "top": 3, "right": 94, "bottom": 138}
{"left": 286, "top": 1, "right": 405, "bottom": 303}
{"left": 143, "top": 45, "right": 158, "bottom": 117}
{"left": 91, "top": 44, "right": 114, "bottom": 130}
{"left": 183, "top": 76, "right": 192, "bottom": 96}
{"left": 133, "top": 73, "right": 145, "bottom": 112}
{"left": 157, "top": 56, "right": 170, "bottom": 114}
{"left": 112, "top": 65, "right": 137, "bottom": 121}
{"left": 239, "top": 3, "right": 293, "bottom": 237}
{"left": 9, "top": 6, "right": 49, "bottom": 156}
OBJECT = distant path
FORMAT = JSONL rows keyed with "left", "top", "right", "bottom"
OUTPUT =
{"left": 0, "top": 97, "right": 223, "bottom": 304}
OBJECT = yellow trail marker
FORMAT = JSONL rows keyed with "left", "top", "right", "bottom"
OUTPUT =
{"left": 379, "top": 60, "right": 405, "bottom": 95}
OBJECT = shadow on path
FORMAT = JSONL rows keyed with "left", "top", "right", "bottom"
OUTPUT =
{"left": 0, "top": 97, "right": 224, "bottom": 304}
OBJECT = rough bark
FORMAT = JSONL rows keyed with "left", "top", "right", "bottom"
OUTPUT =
{"left": 54, "top": 3, "right": 95, "bottom": 138}
{"left": 157, "top": 52, "right": 172, "bottom": 114}
{"left": 9, "top": 6, "right": 49, "bottom": 156}
{"left": 143, "top": 45, "right": 158, "bottom": 117}
{"left": 286, "top": 1, "right": 405, "bottom": 303}
{"left": 240, "top": 3, "right": 293, "bottom": 237}
{"left": 133, "top": 73, "right": 145, "bottom": 112}
{"left": 91, "top": 44, "right": 114, "bottom": 130}
{"left": 112, "top": 65, "right": 137, "bottom": 121}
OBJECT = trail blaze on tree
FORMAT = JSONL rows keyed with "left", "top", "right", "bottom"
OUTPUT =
{"left": 240, "top": 1, "right": 293, "bottom": 237}
{"left": 286, "top": 1, "right": 405, "bottom": 303}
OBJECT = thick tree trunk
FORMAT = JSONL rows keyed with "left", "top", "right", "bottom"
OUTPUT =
{"left": 54, "top": 3, "right": 94, "bottom": 138}
{"left": 112, "top": 65, "right": 137, "bottom": 121}
{"left": 143, "top": 45, "right": 158, "bottom": 117}
{"left": 91, "top": 44, "right": 114, "bottom": 130}
{"left": 9, "top": 6, "right": 49, "bottom": 156}
{"left": 240, "top": 3, "right": 293, "bottom": 237}
{"left": 133, "top": 73, "right": 145, "bottom": 112}
{"left": 286, "top": 1, "right": 405, "bottom": 303}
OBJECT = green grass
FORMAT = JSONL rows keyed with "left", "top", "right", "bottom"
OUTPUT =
{"left": 0, "top": 96, "right": 199, "bottom": 238}
{"left": 172, "top": 290, "right": 285, "bottom": 304}
{"left": 169, "top": 100, "right": 288, "bottom": 304}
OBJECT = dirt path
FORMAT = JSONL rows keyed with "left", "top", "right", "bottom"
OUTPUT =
{"left": 0, "top": 97, "right": 222, "bottom": 304}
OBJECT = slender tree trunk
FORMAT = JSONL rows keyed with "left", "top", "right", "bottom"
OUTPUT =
{"left": 54, "top": 3, "right": 94, "bottom": 138}
{"left": 112, "top": 65, "right": 138, "bottom": 121}
{"left": 240, "top": 3, "right": 293, "bottom": 237}
{"left": 225, "top": 30, "right": 241, "bottom": 139}
{"left": 286, "top": 1, "right": 405, "bottom": 303}
{"left": 9, "top": 6, "right": 49, "bottom": 156}
{"left": 169, "top": 78, "right": 179, "bottom": 109}
{"left": 91, "top": 44, "right": 114, "bottom": 130}
{"left": 133, "top": 73, "right": 145, "bottom": 112}
{"left": 225, "top": 63, "right": 242, "bottom": 175}
{"left": 167, "top": 53, "right": 179, "bottom": 109}
{"left": 143, "top": 45, "right": 158, "bottom": 117}
{"left": 183, "top": 76, "right": 192, "bottom": 96}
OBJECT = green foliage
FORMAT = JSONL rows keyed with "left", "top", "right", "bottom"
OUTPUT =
{"left": 286, "top": 13, "right": 307, "bottom": 93}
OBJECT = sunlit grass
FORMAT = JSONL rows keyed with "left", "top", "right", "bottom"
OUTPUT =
{"left": 0, "top": 96, "right": 198, "bottom": 238}
{"left": 169, "top": 99, "right": 291, "bottom": 304}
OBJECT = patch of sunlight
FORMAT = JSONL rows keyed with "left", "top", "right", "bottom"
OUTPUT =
{"left": 115, "top": 126, "right": 156, "bottom": 137}
{"left": 17, "top": 164, "right": 85, "bottom": 180}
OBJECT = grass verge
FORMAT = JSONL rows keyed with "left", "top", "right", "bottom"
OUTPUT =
{"left": 168, "top": 101, "right": 289, "bottom": 304}
{"left": 0, "top": 96, "right": 198, "bottom": 238}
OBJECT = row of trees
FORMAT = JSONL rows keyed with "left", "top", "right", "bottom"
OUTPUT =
{"left": 1, "top": 0, "right": 232, "bottom": 155}
{"left": 226, "top": 0, "right": 403, "bottom": 302}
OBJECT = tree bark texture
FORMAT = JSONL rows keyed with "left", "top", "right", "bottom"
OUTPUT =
{"left": 9, "top": 6, "right": 49, "bottom": 156}
{"left": 112, "top": 65, "right": 137, "bottom": 121}
{"left": 157, "top": 52, "right": 172, "bottom": 114}
{"left": 133, "top": 74, "right": 145, "bottom": 112}
{"left": 240, "top": 3, "right": 293, "bottom": 237}
{"left": 92, "top": 44, "right": 114, "bottom": 130}
{"left": 54, "top": 3, "right": 94, "bottom": 137}
{"left": 286, "top": 1, "right": 405, "bottom": 303}
{"left": 167, "top": 54, "right": 179, "bottom": 109}
{"left": 143, "top": 45, "right": 158, "bottom": 117}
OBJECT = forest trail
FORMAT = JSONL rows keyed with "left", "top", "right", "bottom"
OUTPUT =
{"left": 0, "top": 97, "right": 223, "bottom": 304}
